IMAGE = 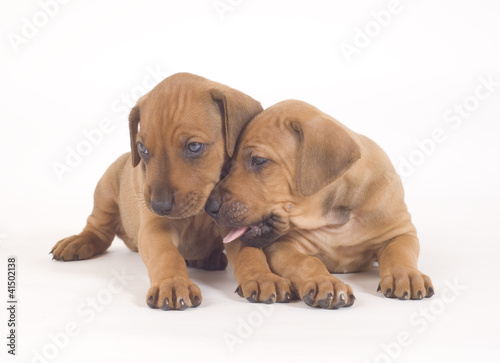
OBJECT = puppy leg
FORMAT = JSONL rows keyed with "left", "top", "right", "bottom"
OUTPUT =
{"left": 226, "top": 240, "right": 294, "bottom": 303}
{"left": 185, "top": 248, "right": 228, "bottom": 271}
{"left": 378, "top": 234, "right": 434, "bottom": 300}
{"left": 52, "top": 170, "right": 118, "bottom": 261}
{"left": 266, "top": 242, "right": 355, "bottom": 309}
{"left": 140, "top": 222, "right": 201, "bottom": 310}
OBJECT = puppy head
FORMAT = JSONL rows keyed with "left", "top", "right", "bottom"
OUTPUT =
{"left": 206, "top": 100, "right": 360, "bottom": 248}
{"left": 129, "top": 73, "right": 262, "bottom": 219}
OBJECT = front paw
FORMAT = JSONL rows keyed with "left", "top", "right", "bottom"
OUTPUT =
{"left": 296, "top": 275, "right": 355, "bottom": 309}
{"left": 379, "top": 266, "right": 434, "bottom": 300}
{"left": 146, "top": 277, "right": 202, "bottom": 310}
{"left": 235, "top": 272, "right": 295, "bottom": 304}
{"left": 51, "top": 232, "right": 101, "bottom": 261}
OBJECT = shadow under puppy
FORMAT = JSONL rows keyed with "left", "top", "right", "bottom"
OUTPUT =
{"left": 51, "top": 73, "right": 262, "bottom": 310}
{"left": 206, "top": 100, "right": 434, "bottom": 309}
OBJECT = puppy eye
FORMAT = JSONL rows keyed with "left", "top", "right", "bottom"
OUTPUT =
{"left": 137, "top": 142, "right": 150, "bottom": 160}
{"left": 251, "top": 156, "right": 268, "bottom": 166}
{"left": 187, "top": 142, "right": 204, "bottom": 154}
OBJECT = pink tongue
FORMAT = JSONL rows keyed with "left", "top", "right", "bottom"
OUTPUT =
{"left": 223, "top": 227, "right": 249, "bottom": 244}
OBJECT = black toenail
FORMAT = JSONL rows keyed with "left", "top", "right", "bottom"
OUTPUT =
{"left": 235, "top": 285, "right": 244, "bottom": 298}
{"left": 178, "top": 298, "right": 188, "bottom": 311}
{"left": 161, "top": 298, "right": 171, "bottom": 311}
{"left": 263, "top": 294, "right": 276, "bottom": 304}
{"left": 147, "top": 295, "right": 157, "bottom": 308}
{"left": 193, "top": 296, "right": 201, "bottom": 308}
{"left": 399, "top": 291, "right": 409, "bottom": 300}
{"left": 246, "top": 291, "right": 257, "bottom": 303}
{"left": 283, "top": 292, "right": 291, "bottom": 302}
{"left": 318, "top": 293, "right": 333, "bottom": 309}
{"left": 303, "top": 293, "right": 314, "bottom": 307}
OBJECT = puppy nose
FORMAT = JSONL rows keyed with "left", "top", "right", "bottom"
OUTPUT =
{"left": 205, "top": 197, "right": 221, "bottom": 218}
{"left": 151, "top": 198, "right": 173, "bottom": 216}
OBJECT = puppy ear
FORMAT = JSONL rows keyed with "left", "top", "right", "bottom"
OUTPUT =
{"left": 290, "top": 118, "right": 361, "bottom": 197}
{"left": 129, "top": 104, "right": 140, "bottom": 167}
{"left": 211, "top": 89, "right": 262, "bottom": 157}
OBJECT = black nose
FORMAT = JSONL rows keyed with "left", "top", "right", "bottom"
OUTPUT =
{"left": 151, "top": 198, "right": 173, "bottom": 216}
{"left": 205, "top": 197, "right": 221, "bottom": 218}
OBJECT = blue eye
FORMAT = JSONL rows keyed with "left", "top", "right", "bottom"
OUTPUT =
{"left": 251, "top": 156, "right": 268, "bottom": 166}
{"left": 137, "top": 143, "right": 149, "bottom": 159}
{"left": 188, "top": 142, "right": 204, "bottom": 154}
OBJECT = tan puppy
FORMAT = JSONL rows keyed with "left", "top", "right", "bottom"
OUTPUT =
{"left": 51, "top": 73, "right": 262, "bottom": 310}
{"left": 206, "top": 100, "right": 434, "bottom": 309}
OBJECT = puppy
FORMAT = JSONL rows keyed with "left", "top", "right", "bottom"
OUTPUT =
{"left": 206, "top": 100, "right": 434, "bottom": 309}
{"left": 51, "top": 73, "right": 262, "bottom": 310}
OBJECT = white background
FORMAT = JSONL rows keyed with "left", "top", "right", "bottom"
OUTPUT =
{"left": 1, "top": 0, "right": 500, "bottom": 362}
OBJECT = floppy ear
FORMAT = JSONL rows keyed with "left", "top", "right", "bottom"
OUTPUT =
{"left": 129, "top": 104, "right": 141, "bottom": 167}
{"left": 290, "top": 118, "right": 361, "bottom": 197}
{"left": 211, "top": 89, "right": 263, "bottom": 157}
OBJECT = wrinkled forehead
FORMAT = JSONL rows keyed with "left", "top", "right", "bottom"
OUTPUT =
{"left": 139, "top": 89, "right": 221, "bottom": 136}
{"left": 237, "top": 113, "right": 298, "bottom": 159}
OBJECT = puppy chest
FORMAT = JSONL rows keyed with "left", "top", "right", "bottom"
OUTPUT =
{"left": 173, "top": 221, "right": 222, "bottom": 260}
{"left": 314, "top": 249, "right": 377, "bottom": 273}
{"left": 293, "top": 228, "right": 378, "bottom": 273}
